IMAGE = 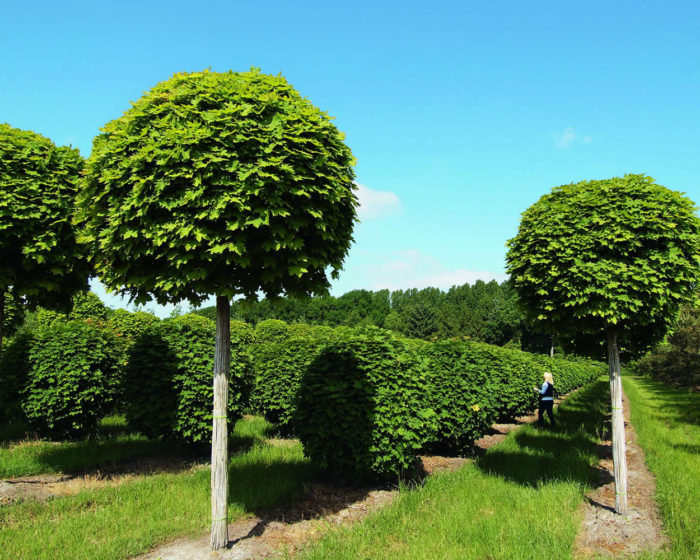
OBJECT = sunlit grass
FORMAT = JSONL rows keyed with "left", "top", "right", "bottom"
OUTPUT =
{"left": 623, "top": 376, "right": 700, "bottom": 560}
{"left": 293, "top": 379, "right": 609, "bottom": 560}
{"left": 0, "top": 416, "right": 316, "bottom": 560}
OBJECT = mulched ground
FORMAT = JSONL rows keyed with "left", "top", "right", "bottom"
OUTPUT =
{"left": 573, "top": 392, "right": 669, "bottom": 558}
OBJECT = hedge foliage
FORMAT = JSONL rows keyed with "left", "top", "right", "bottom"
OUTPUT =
{"left": 0, "top": 328, "right": 34, "bottom": 423}
{"left": 123, "top": 314, "right": 247, "bottom": 443}
{"left": 248, "top": 322, "right": 603, "bottom": 481}
{"left": 296, "top": 332, "right": 436, "bottom": 482}
{"left": 249, "top": 340, "right": 321, "bottom": 433}
{"left": 21, "top": 320, "right": 121, "bottom": 439}
{"left": 254, "top": 319, "right": 289, "bottom": 343}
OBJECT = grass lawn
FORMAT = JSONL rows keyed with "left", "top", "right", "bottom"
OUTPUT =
{"left": 0, "top": 416, "right": 317, "bottom": 560}
{"left": 623, "top": 376, "right": 700, "bottom": 560}
{"left": 293, "top": 379, "right": 609, "bottom": 560}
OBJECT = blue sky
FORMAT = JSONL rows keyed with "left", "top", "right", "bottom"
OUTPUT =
{"left": 2, "top": 1, "right": 699, "bottom": 316}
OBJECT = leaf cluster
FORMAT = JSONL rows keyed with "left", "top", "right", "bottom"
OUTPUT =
{"left": 295, "top": 331, "right": 434, "bottom": 482}
{"left": 123, "top": 313, "right": 247, "bottom": 443}
{"left": 0, "top": 124, "right": 90, "bottom": 308}
{"left": 77, "top": 69, "right": 357, "bottom": 304}
{"left": 506, "top": 174, "right": 700, "bottom": 353}
{"left": 21, "top": 320, "right": 121, "bottom": 439}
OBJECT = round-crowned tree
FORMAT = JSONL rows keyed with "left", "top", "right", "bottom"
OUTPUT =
{"left": 76, "top": 68, "right": 357, "bottom": 549}
{"left": 0, "top": 124, "right": 90, "bottom": 353}
{"left": 506, "top": 174, "right": 700, "bottom": 514}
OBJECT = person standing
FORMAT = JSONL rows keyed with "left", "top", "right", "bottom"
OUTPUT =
{"left": 533, "top": 371, "right": 556, "bottom": 427}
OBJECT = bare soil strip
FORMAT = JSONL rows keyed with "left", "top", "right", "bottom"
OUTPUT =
{"left": 574, "top": 391, "right": 669, "bottom": 558}
{"left": 0, "top": 458, "right": 202, "bottom": 505}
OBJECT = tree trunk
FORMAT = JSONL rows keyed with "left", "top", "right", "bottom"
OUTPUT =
{"left": 0, "top": 289, "right": 5, "bottom": 356}
{"left": 606, "top": 326, "right": 628, "bottom": 515}
{"left": 550, "top": 335, "right": 555, "bottom": 358}
{"left": 210, "top": 295, "right": 230, "bottom": 549}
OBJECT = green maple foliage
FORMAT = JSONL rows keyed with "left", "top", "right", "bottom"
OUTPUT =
{"left": 0, "top": 124, "right": 90, "bottom": 313}
{"left": 76, "top": 68, "right": 357, "bottom": 305}
{"left": 506, "top": 174, "right": 700, "bottom": 356}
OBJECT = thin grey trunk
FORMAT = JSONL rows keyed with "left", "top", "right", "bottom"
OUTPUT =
{"left": 0, "top": 289, "right": 5, "bottom": 356}
{"left": 606, "top": 326, "right": 628, "bottom": 515}
{"left": 210, "top": 295, "right": 230, "bottom": 549}
{"left": 550, "top": 336, "right": 555, "bottom": 358}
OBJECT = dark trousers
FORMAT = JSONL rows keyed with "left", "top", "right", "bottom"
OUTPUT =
{"left": 538, "top": 400, "right": 555, "bottom": 427}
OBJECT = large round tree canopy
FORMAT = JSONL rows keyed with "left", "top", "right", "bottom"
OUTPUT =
{"left": 0, "top": 123, "right": 89, "bottom": 308}
{"left": 77, "top": 69, "right": 357, "bottom": 304}
{"left": 506, "top": 174, "right": 700, "bottom": 353}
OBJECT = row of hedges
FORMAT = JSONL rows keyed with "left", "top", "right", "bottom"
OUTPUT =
{"left": 249, "top": 328, "right": 605, "bottom": 480}
{"left": 0, "top": 311, "right": 250, "bottom": 441}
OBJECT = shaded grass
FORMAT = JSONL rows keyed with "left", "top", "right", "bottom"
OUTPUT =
{"left": 623, "top": 376, "right": 700, "bottom": 560}
{"left": 0, "top": 415, "right": 268, "bottom": 478}
{"left": 0, "top": 416, "right": 316, "bottom": 560}
{"left": 293, "top": 379, "right": 609, "bottom": 560}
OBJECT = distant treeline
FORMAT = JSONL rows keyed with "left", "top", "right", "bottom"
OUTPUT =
{"left": 193, "top": 280, "right": 553, "bottom": 354}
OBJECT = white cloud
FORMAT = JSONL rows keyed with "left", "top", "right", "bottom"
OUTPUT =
{"left": 355, "top": 183, "right": 402, "bottom": 220}
{"left": 554, "top": 127, "right": 593, "bottom": 149}
{"left": 365, "top": 250, "right": 507, "bottom": 291}
{"left": 555, "top": 127, "right": 577, "bottom": 149}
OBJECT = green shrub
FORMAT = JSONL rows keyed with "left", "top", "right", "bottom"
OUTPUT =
{"left": 21, "top": 320, "right": 121, "bottom": 439}
{"left": 69, "top": 291, "right": 108, "bottom": 321}
{"left": 419, "top": 340, "right": 491, "bottom": 455}
{"left": 287, "top": 323, "right": 313, "bottom": 340}
{"left": 124, "top": 314, "right": 246, "bottom": 443}
{"left": 107, "top": 309, "right": 160, "bottom": 342}
{"left": 254, "top": 319, "right": 289, "bottom": 343}
{"left": 231, "top": 320, "right": 254, "bottom": 344}
{"left": 249, "top": 340, "right": 321, "bottom": 433}
{"left": 0, "top": 329, "right": 34, "bottom": 423}
{"left": 296, "top": 332, "right": 435, "bottom": 482}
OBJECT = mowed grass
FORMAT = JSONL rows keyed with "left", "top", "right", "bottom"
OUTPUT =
{"left": 0, "top": 416, "right": 317, "bottom": 560}
{"left": 623, "top": 376, "right": 700, "bottom": 560}
{"left": 293, "top": 379, "right": 609, "bottom": 560}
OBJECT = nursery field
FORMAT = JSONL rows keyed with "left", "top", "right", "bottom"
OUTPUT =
{"left": 0, "top": 374, "right": 697, "bottom": 559}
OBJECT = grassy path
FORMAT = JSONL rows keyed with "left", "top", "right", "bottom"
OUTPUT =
{"left": 293, "top": 379, "right": 609, "bottom": 560}
{"left": 0, "top": 417, "right": 317, "bottom": 560}
{"left": 623, "top": 376, "right": 699, "bottom": 560}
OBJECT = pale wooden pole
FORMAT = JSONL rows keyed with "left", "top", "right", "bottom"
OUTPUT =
{"left": 211, "top": 295, "right": 230, "bottom": 549}
{"left": 606, "top": 326, "right": 628, "bottom": 515}
{"left": 0, "top": 289, "right": 5, "bottom": 356}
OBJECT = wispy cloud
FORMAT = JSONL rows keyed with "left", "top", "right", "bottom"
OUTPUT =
{"left": 355, "top": 183, "right": 402, "bottom": 220}
{"left": 365, "top": 250, "right": 507, "bottom": 291}
{"left": 554, "top": 127, "right": 592, "bottom": 149}
{"left": 555, "top": 127, "right": 577, "bottom": 148}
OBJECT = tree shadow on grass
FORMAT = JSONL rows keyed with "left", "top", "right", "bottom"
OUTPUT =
{"left": 476, "top": 379, "right": 610, "bottom": 488}
{"left": 27, "top": 419, "right": 261, "bottom": 478}
{"left": 225, "top": 452, "right": 377, "bottom": 550}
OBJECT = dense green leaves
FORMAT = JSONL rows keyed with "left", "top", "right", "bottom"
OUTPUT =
{"left": 77, "top": 69, "right": 357, "bottom": 305}
{"left": 21, "top": 320, "right": 121, "bottom": 439}
{"left": 123, "top": 314, "right": 247, "bottom": 443}
{"left": 0, "top": 124, "right": 90, "bottom": 312}
{"left": 506, "top": 175, "right": 700, "bottom": 355}
{"left": 295, "top": 331, "right": 434, "bottom": 482}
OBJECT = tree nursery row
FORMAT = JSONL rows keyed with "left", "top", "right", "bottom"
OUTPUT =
{"left": 0, "top": 302, "right": 604, "bottom": 481}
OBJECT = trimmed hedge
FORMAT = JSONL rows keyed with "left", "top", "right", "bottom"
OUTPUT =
{"left": 107, "top": 309, "right": 160, "bottom": 342}
{"left": 249, "top": 340, "right": 321, "bottom": 433}
{"left": 0, "top": 329, "right": 34, "bottom": 423}
{"left": 420, "top": 340, "right": 604, "bottom": 455}
{"left": 21, "top": 320, "right": 121, "bottom": 439}
{"left": 123, "top": 314, "right": 247, "bottom": 443}
{"left": 295, "top": 332, "right": 435, "bottom": 482}
{"left": 254, "top": 319, "right": 289, "bottom": 343}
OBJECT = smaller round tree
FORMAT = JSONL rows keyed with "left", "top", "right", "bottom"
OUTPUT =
{"left": 0, "top": 124, "right": 90, "bottom": 353}
{"left": 77, "top": 68, "right": 357, "bottom": 548}
{"left": 506, "top": 174, "right": 700, "bottom": 514}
